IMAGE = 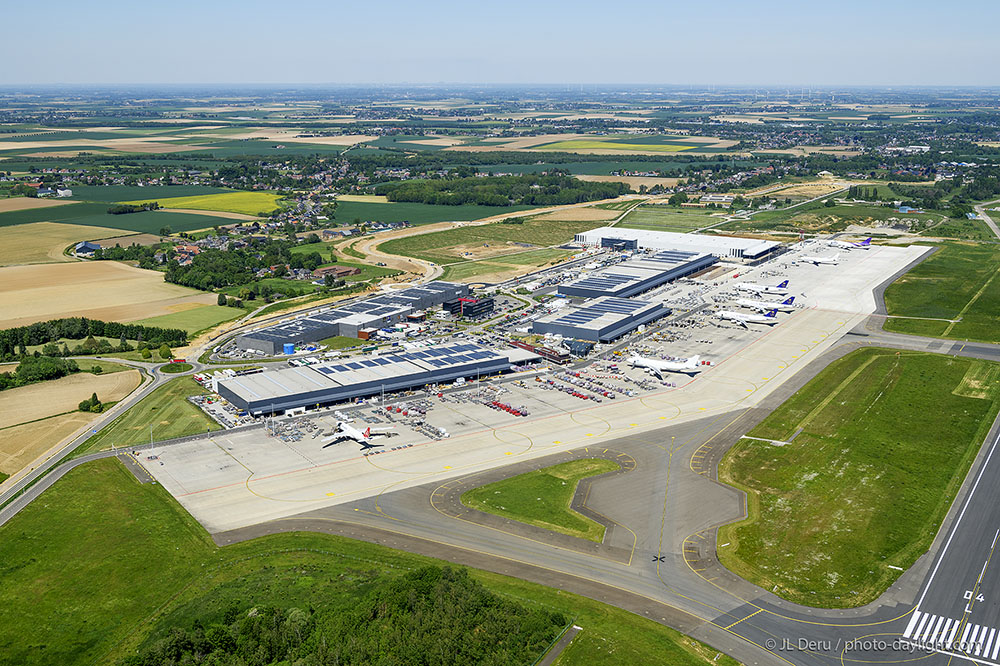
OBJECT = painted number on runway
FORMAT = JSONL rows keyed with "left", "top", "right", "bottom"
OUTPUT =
{"left": 965, "top": 591, "right": 986, "bottom": 602}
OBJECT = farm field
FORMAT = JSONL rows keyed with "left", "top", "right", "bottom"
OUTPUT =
{"left": 718, "top": 349, "right": 1000, "bottom": 607}
{"left": 723, "top": 202, "right": 942, "bottom": 234}
{"left": 131, "top": 304, "right": 245, "bottom": 335}
{"left": 69, "top": 185, "right": 234, "bottom": 203}
{"left": 531, "top": 139, "right": 692, "bottom": 153}
{"left": 440, "top": 248, "right": 573, "bottom": 282}
{"left": 122, "top": 191, "right": 282, "bottom": 216}
{"left": 883, "top": 242, "right": 1000, "bottom": 342}
{"left": 378, "top": 218, "right": 601, "bottom": 265}
{"left": 0, "top": 197, "right": 76, "bottom": 213}
{"left": 462, "top": 459, "right": 621, "bottom": 542}
{"left": 0, "top": 458, "right": 737, "bottom": 666}
{"left": 0, "top": 367, "right": 141, "bottom": 477}
{"left": 79, "top": 376, "right": 218, "bottom": 453}
{"left": 574, "top": 173, "right": 680, "bottom": 191}
{"left": 333, "top": 200, "right": 537, "bottom": 226}
{"left": 0, "top": 261, "right": 217, "bottom": 329}
{"left": 532, "top": 206, "right": 622, "bottom": 222}
{"left": 0, "top": 200, "right": 229, "bottom": 234}
{"left": 618, "top": 205, "right": 723, "bottom": 232}
{"left": 0, "top": 221, "right": 135, "bottom": 266}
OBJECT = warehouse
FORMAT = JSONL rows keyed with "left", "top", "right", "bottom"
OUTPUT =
{"left": 236, "top": 281, "right": 469, "bottom": 355}
{"left": 216, "top": 343, "right": 513, "bottom": 415}
{"left": 532, "top": 297, "right": 670, "bottom": 342}
{"left": 558, "top": 250, "right": 715, "bottom": 299}
{"left": 573, "top": 227, "right": 782, "bottom": 262}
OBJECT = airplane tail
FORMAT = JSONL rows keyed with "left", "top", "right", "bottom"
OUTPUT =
{"left": 364, "top": 427, "right": 371, "bottom": 438}
{"left": 833, "top": 253, "right": 840, "bottom": 261}
{"left": 765, "top": 309, "right": 778, "bottom": 318}
{"left": 777, "top": 280, "right": 789, "bottom": 288}
{"left": 861, "top": 237, "right": 871, "bottom": 246}
{"left": 783, "top": 296, "right": 795, "bottom": 305}
{"left": 687, "top": 355, "right": 701, "bottom": 368}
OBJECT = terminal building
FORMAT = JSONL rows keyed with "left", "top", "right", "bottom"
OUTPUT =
{"left": 532, "top": 297, "right": 670, "bottom": 342}
{"left": 558, "top": 250, "right": 715, "bottom": 299}
{"left": 216, "top": 342, "right": 522, "bottom": 415}
{"left": 236, "top": 281, "right": 468, "bottom": 355}
{"left": 573, "top": 227, "right": 782, "bottom": 263}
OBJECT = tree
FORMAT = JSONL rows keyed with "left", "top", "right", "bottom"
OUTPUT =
{"left": 217, "top": 292, "right": 228, "bottom": 306}
{"left": 159, "top": 225, "right": 172, "bottom": 236}
{"left": 668, "top": 192, "right": 688, "bottom": 206}
{"left": 158, "top": 344, "right": 172, "bottom": 360}
{"left": 824, "top": 198, "right": 836, "bottom": 208}
{"left": 141, "top": 347, "right": 152, "bottom": 359}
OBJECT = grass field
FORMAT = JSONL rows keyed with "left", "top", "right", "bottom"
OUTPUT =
{"left": 462, "top": 459, "right": 620, "bottom": 542}
{"left": 726, "top": 202, "right": 943, "bottom": 234}
{"left": 122, "top": 191, "right": 282, "bottom": 216}
{"left": 920, "top": 217, "right": 997, "bottom": 241}
{"left": 883, "top": 243, "right": 1000, "bottom": 342}
{"left": 69, "top": 185, "right": 233, "bottom": 203}
{"left": 333, "top": 200, "right": 537, "bottom": 226}
{"left": 379, "top": 218, "right": 600, "bottom": 265}
{"left": 132, "top": 304, "right": 245, "bottom": 335}
{"left": 159, "top": 362, "right": 193, "bottom": 374}
{"left": 0, "top": 200, "right": 231, "bottom": 234}
{"left": 0, "top": 261, "right": 216, "bottom": 329}
{"left": 440, "top": 248, "right": 573, "bottom": 282}
{"left": 0, "top": 457, "right": 738, "bottom": 666}
{"left": 530, "top": 139, "right": 692, "bottom": 153}
{"left": 318, "top": 335, "right": 365, "bottom": 350}
{"left": 78, "top": 375, "right": 218, "bottom": 453}
{"left": 618, "top": 205, "right": 722, "bottom": 232}
{"left": 718, "top": 348, "right": 1000, "bottom": 607}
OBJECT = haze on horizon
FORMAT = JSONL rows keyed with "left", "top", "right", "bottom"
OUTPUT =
{"left": 3, "top": 0, "right": 998, "bottom": 87}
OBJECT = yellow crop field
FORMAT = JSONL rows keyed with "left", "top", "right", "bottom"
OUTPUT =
{"left": 123, "top": 191, "right": 282, "bottom": 216}
{"left": 0, "top": 222, "right": 135, "bottom": 267}
{"left": 0, "top": 261, "right": 216, "bottom": 329}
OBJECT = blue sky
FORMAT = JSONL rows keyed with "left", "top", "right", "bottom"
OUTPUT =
{"left": 3, "top": 0, "right": 998, "bottom": 86}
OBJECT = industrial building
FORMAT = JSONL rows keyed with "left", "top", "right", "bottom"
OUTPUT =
{"left": 443, "top": 296, "right": 495, "bottom": 319}
{"left": 573, "top": 227, "right": 782, "bottom": 262}
{"left": 532, "top": 297, "right": 670, "bottom": 342}
{"left": 558, "top": 250, "right": 715, "bottom": 299}
{"left": 236, "top": 281, "right": 468, "bottom": 355}
{"left": 216, "top": 342, "right": 523, "bottom": 415}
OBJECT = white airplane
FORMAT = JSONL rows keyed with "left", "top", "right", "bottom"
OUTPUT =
{"left": 800, "top": 253, "right": 840, "bottom": 265}
{"left": 323, "top": 421, "right": 394, "bottom": 450}
{"left": 828, "top": 237, "right": 871, "bottom": 250}
{"left": 736, "top": 296, "right": 796, "bottom": 312}
{"left": 717, "top": 309, "right": 779, "bottom": 328}
{"left": 733, "top": 279, "right": 790, "bottom": 296}
{"left": 629, "top": 354, "right": 703, "bottom": 378}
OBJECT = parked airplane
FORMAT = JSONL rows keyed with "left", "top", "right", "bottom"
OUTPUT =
{"left": 736, "top": 296, "right": 796, "bottom": 312}
{"left": 629, "top": 354, "right": 703, "bottom": 378}
{"left": 717, "top": 309, "right": 779, "bottom": 328}
{"left": 800, "top": 253, "right": 840, "bottom": 265}
{"left": 733, "top": 279, "right": 790, "bottom": 296}
{"left": 828, "top": 237, "right": 871, "bottom": 250}
{"left": 323, "top": 421, "right": 394, "bottom": 450}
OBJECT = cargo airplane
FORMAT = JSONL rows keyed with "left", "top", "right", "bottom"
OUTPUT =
{"left": 733, "top": 279, "right": 790, "bottom": 296}
{"left": 717, "top": 309, "right": 779, "bottom": 327}
{"left": 323, "top": 421, "right": 394, "bottom": 450}
{"left": 736, "top": 296, "right": 796, "bottom": 312}
{"left": 629, "top": 354, "right": 704, "bottom": 378}
{"left": 828, "top": 237, "right": 871, "bottom": 250}
{"left": 800, "top": 253, "right": 840, "bottom": 265}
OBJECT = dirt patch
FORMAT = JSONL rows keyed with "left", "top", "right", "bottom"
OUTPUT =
{"left": 336, "top": 194, "right": 392, "bottom": 203}
{"left": 0, "top": 222, "right": 137, "bottom": 267}
{"left": 398, "top": 136, "right": 467, "bottom": 147}
{"left": 0, "top": 197, "right": 77, "bottom": 214}
{"left": 533, "top": 206, "right": 621, "bottom": 222}
{"left": 0, "top": 369, "right": 140, "bottom": 430}
{"left": 574, "top": 174, "right": 680, "bottom": 192}
{"left": 449, "top": 242, "right": 536, "bottom": 261}
{"left": 0, "top": 261, "right": 216, "bottom": 328}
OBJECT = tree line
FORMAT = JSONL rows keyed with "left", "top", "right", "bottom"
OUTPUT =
{"left": 107, "top": 201, "right": 160, "bottom": 215}
{"left": 375, "top": 171, "right": 629, "bottom": 206}
{"left": 0, "top": 318, "right": 187, "bottom": 361}
{"left": 0, "top": 356, "right": 79, "bottom": 392}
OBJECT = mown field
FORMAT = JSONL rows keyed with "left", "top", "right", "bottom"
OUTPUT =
{"left": 78, "top": 375, "right": 219, "bottom": 453}
{"left": 718, "top": 348, "right": 1000, "bottom": 607}
{"left": 440, "top": 248, "right": 573, "bottom": 282}
{"left": 0, "top": 457, "right": 738, "bottom": 666}
{"left": 132, "top": 304, "right": 245, "bottom": 335}
{"left": 883, "top": 242, "right": 1000, "bottom": 342}
{"left": 334, "top": 200, "right": 537, "bottom": 226}
{"left": 618, "top": 205, "right": 723, "bottom": 232}
{"left": 379, "top": 218, "right": 600, "bottom": 265}
{"left": 462, "top": 459, "right": 620, "bottom": 542}
{"left": 123, "top": 191, "right": 282, "bottom": 216}
{"left": 69, "top": 185, "right": 233, "bottom": 202}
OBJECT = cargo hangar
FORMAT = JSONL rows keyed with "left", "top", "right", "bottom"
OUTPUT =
{"left": 558, "top": 250, "right": 716, "bottom": 299}
{"left": 216, "top": 343, "right": 532, "bottom": 415}
{"left": 574, "top": 227, "right": 782, "bottom": 263}
{"left": 532, "top": 297, "right": 670, "bottom": 342}
{"left": 236, "top": 282, "right": 468, "bottom": 356}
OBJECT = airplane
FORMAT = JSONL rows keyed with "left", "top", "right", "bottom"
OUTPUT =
{"left": 716, "top": 309, "right": 780, "bottom": 328}
{"left": 322, "top": 421, "right": 394, "bottom": 450}
{"left": 736, "top": 296, "right": 796, "bottom": 312}
{"left": 800, "top": 253, "right": 840, "bottom": 265}
{"left": 733, "top": 279, "right": 790, "bottom": 296}
{"left": 827, "top": 237, "right": 871, "bottom": 250}
{"left": 629, "top": 354, "right": 704, "bottom": 378}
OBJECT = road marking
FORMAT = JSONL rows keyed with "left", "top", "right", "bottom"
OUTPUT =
{"left": 325, "top": 492, "right": 336, "bottom": 496}
{"left": 984, "top": 628, "right": 996, "bottom": 657}
{"left": 961, "top": 623, "right": 972, "bottom": 646}
{"left": 903, "top": 611, "right": 922, "bottom": 638}
{"left": 914, "top": 612, "right": 931, "bottom": 639}
{"left": 724, "top": 608, "right": 762, "bottom": 629}
{"left": 993, "top": 630, "right": 1000, "bottom": 660}
{"left": 925, "top": 614, "right": 945, "bottom": 642}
